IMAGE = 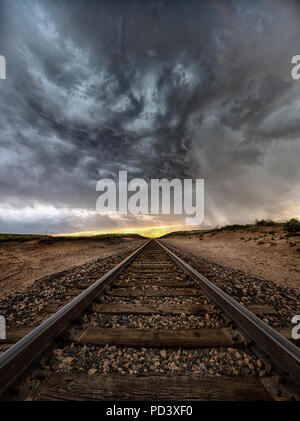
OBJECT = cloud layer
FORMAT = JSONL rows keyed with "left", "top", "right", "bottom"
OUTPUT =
{"left": 0, "top": 0, "right": 300, "bottom": 233}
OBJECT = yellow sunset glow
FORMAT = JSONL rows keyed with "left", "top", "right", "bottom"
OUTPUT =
{"left": 53, "top": 224, "right": 187, "bottom": 238}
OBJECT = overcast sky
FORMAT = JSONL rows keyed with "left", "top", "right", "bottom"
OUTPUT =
{"left": 0, "top": 0, "right": 300, "bottom": 234}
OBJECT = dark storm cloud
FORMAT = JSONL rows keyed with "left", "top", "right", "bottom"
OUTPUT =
{"left": 0, "top": 0, "right": 300, "bottom": 233}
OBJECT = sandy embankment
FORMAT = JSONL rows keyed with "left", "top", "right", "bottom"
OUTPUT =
{"left": 0, "top": 237, "right": 142, "bottom": 299}
{"left": 164, "top": 226, "right": 300, "bottom": 291}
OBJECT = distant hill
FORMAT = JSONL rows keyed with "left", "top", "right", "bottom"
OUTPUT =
{"left": 160, "top": 218, "right": 300, "bottom": 238}
{"left": 0, "top": 233, "right": 145, "bottom": 243}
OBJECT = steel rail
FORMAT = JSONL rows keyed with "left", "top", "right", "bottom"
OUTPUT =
{"left": 0, "top": 240, "right": 151, "bottom": 395}
{"left": 158, "top": 240, "right": 300, "bottom": 388}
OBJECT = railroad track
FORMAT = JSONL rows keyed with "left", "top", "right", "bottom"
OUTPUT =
{"left": 0, "top": 240, "right": 300, "bottom": 401}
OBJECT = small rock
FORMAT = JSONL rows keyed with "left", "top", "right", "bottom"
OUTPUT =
{"left": 62, "top": 356, "right": 74, "bottom": 364}
{"left": 160, "top": 349, "right": 167, "bottom": 358}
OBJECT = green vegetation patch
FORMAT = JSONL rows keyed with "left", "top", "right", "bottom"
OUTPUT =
{"left": 0, "top": 234, "right": 44, "bottom": 243}
{"left": 254, "top": 219, "right": 278, "bottom": 227}
{"left": 284, "top": 218, "right": 300, "bottom": 233}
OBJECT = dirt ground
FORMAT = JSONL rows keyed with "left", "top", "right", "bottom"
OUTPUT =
{"left": 164, "top": 226, "right": 300, "bottom": 291}
{"left": 0, "top": 237, "right": 142, "bottom": 299}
